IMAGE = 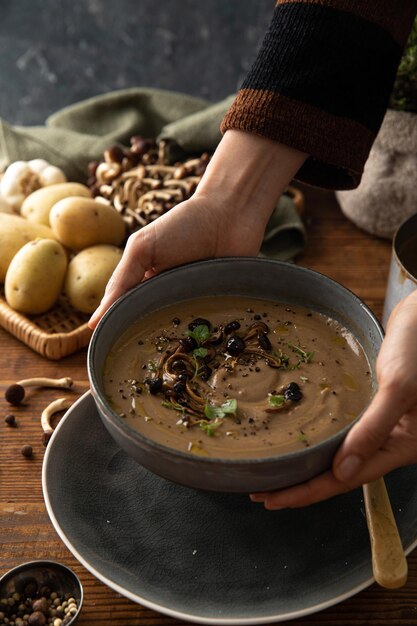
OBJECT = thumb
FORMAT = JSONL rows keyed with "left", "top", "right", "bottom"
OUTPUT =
{"left": 88, "top": 233, "right": 151, "bottom": 329}
{"left": 333, "top": 386, "right": 408, "bottom": 482}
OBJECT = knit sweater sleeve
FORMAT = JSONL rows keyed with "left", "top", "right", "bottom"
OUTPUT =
{"left": 220, "top": 1, "right": 417, "bottom": 189}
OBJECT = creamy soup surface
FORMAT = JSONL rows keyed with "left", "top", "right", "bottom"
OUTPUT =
{"left": 104, "top": 296, "right": 373, "bottom": 459}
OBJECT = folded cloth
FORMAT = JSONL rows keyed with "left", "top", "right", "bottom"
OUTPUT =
{"left": 0, "top": 87, "right": 305, "bottom": 261}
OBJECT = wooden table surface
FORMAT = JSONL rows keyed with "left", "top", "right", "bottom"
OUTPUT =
{"left": 1, "top": 186, "right": 416, "bottom": 626}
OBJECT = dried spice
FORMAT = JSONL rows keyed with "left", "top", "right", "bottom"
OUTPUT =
{"left": 0, "top": 585, "right": 79, "bottom": 626}
{"left": 20, "top": 444, "right": 33, "bottom": 458}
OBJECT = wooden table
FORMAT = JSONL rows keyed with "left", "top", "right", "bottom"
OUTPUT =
{"left": 1, "top": 186, "right": 416, "bottom": 626}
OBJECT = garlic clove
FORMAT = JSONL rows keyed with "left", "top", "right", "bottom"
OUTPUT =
{"left": 38, "top": 164, "right": 67, "bottom": 186}
{"left": 27, "top": 158, "right": 51, "bottom": 173}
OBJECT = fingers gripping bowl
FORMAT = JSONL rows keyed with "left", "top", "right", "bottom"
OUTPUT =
{"left": 88, "top": 258, "right": 383, "bottom": 493}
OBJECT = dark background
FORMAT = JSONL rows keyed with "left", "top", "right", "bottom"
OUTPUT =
{"left": 0, "top": 0, "right": 273, "bottom": 126}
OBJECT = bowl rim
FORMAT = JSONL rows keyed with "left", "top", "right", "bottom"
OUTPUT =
{"left": 88, "top": 257, "right": 384, "bottom": 466}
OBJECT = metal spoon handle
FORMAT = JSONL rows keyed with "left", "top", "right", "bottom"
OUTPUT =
{"left": 363, "top": 478, "right": 408, "bottom": 589}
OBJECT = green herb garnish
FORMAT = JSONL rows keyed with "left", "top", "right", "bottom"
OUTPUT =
{"left": 186, "top": 324, "right": 210, "bottom": 346}
{"left": 273, "top": 350, "right": 290, "bottom": 368}
{"left": 204, "top": 398, "right": 237, "bottom": 420}
{"left": 193, "top": 347, "right": 208, "bottom": 359}
{"left": 199, "top": 421, "right": 222, "bottom": 436}
{"left": 162, "top": 400, "right": 185, "bottom": 413}
{"left": 268, "top": 394, "right": 286, "bottom": 408}
{"left": 287, "top": 343, "right": 314, "bottom": 363}
{"left": 298, "top": 430, "right": 309, "bottom": 445}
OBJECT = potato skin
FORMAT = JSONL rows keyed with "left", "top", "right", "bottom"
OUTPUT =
{"left": 65, "top": 245, "right": 123, "bottom": 314}
{"left": 0, "top": 213, "right": 56, "bottom": 282}
{"left": 21, "top": 182, "right": 92, "bottom": 226}
{"left": 50, "top": 197, "right": 126, "bottom": 250}
{"left": 5, "top": 238, "right": 68, "bottom": 314}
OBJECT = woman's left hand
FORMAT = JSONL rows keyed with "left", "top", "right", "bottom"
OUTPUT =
{"left": 250, "top": 289, "right": 417, "bottom": 509}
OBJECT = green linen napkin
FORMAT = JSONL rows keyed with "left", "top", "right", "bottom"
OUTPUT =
{"left": 0, "top": 87, "right": 305, "bottom": 261}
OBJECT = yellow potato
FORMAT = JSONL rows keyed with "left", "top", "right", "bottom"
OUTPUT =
{"left": 65, "top": 244, "right": 123, "bottom": 314}
{"left": 50, "top": 197, "right": 126, "bottom": 250}
{"left": 21, "top": 182, "right": 92, "bottom": 226}
{"left": 5, "top": 238, "right": 68, "bottom": 314}
{"left": 0, "top": 213, "right": 56, "bottom": 282}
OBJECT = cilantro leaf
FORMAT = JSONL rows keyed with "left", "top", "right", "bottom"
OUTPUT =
{"left": 204, "top": 398, "right": 237, "bottom": 420}
{"left": 193, "top": 347, "right": 208, "bottom": 359}
{"left": 199, "top": 421, "right": 220, "bottom": 436}
{"left": 268, "top": 394, "right": 286, "bottom": 408}
{"left": 186, "top": 324, "right": 210, "bottom": 346}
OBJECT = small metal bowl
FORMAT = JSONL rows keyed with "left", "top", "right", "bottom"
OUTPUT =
{"left": 0, "top": 560, "right": 83, "bottom": 625}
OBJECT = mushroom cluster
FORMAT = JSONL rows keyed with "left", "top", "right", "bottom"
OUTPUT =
{"left": 142, "top": 317, "right": 304, "bottom": 432}
{"left": 87, "top": 137, "right": 211, "bottom": 234}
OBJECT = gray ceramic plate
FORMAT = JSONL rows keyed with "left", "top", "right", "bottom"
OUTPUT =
{"left": 43, "top": 392, "right": 417, "bottom": 625}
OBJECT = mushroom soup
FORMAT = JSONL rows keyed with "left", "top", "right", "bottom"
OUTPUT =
{"left": 103, "top": 296, "right": 373, "bottom": 459}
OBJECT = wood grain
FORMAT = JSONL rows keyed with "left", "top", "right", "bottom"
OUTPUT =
{"left": 1, "top": 186, "right": 417, "bottom": 626}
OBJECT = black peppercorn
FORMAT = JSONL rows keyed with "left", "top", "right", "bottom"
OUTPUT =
{"left": 224, "top": 320, "right": 241, "bottom": 335}
{"left": 188, "top": 318, "right": 211, "bottom": 331}
{"left": 284, "top": 382, "right": 303, "bottom": 402}
{"left": 28, "top": 610, "right": 46, "bottom": 626}
{"left": 21, "top": 444, "right": 33, "bottom": 458}
{"left": 32, "top": 597, "right": 48, "bottom": 614}
{"left": 226, "top": 336, "right": 246, "bottom": 356}
{"left": 4, "top": 414, "right": 16, "bottom": 426}
{"left": 147, "top": 378, "right": 163, "bottom": 395}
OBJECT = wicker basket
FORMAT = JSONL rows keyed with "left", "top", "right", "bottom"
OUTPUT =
{"left": 0, "top": 186, "right": 304, "bottom": 360}
{"left": 0, "top": 291, "right": 91, "bottom": 360}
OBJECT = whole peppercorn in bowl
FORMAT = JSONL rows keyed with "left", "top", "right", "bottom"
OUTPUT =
{"left": 0, "top": 561, "right": 82, "bottom": 626}
{"left": 88, "top": 257, "right": 384, "bottom": 493}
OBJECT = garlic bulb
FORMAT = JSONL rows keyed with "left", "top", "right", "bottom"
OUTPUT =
{"left": 0, "top": 159, "right": 67, "bottom": 211}
{"left": 0, "top": 189, "right": 14, "bottom": 214}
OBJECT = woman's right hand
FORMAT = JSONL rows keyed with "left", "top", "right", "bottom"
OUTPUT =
{"left": 88, "top": 129, "right": 307, "bottom": 328}
{"left": 88, "top": 191, "right": 268, "bottom": 328}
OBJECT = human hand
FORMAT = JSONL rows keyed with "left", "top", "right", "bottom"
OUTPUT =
{"left": 88, "top": 191, "right": 268, "bottom": 328}
{"left": 89, "top": 130, "right": 307, "bottom": 328}
{"left": 250, "top": 289, "right": 417, "bottom": 509}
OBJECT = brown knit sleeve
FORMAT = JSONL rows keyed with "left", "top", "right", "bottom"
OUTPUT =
{"left": 221, "top": 1, "right": 417, "bottom": 189}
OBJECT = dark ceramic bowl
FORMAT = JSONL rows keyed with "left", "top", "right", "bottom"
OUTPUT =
{"left": 0, "top": 560, "right": 83, "bottom": 624}
{"left": 88, "top": 258, "right": 383, "bottom": 493}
